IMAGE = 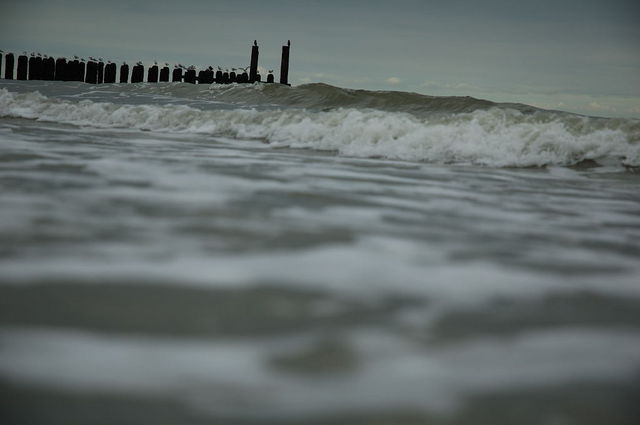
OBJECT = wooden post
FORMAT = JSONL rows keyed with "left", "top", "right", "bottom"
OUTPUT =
{"left": 65, "top": 60, "right": 76, "bottom": 81}
{"left": 35, "top": 56, "right": 43, "bottom": 80}
{"left": 97, "top": 61, "right": 104, "bottom": 84}
{"left": 184, "top": 68, "right": 196, "bottom": 84}
{"left": 0, "top": 53, "right": 2, "bottom": 79}
{"left": 43, "top": 57, "right": 55, "bottom": 80}
{"left": 4, "top": 53, "right": 14, "bottom": 79}
{"left": 172, "top": 67, "right": 182, "bottom": 82}
{"left": 249, "top": 41, "right": 259, "bottom": 83}
{"left": 104, "top": 63, "right": 116, "bottom": 83}
{"left": 120, "top": 64, "right": 129, "bottom": 83}
{"left": 215, "top": 70, "right": 222, "bottom": 83}
{"left": 131, "top": 63, "right": 144, "bottom": 83}
{"left": 17, "top": 55, "right": 28, "bottom": 80}
{"left": 28, "top": 55, "right": 37, "bottom": 80}
{"left": 148, "top": 64, "right": 158, "bottom": 83}
{"left": 54, "top": 58, "right": 66, "bottom": 81}
{"left": 160, "top": 66, "right": 169, "bottom": 82}
{"left": 280, "top": 41, "right": 290, "bottom": 85}
{"left": 267, "top": 73, "right": 274, "bottom": 83}
{"left": 78, "top": 61, "right": 86, "bottom": 82}
{"left": 86, "top": 61, "right": 97, "bottom": 84}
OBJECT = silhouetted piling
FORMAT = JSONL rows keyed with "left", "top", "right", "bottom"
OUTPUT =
{"left": 0, "top": 53, "right": 2, "bottom": 78}
{"left": 215, "top": 70, "right": 222, "bottom": 82}
{"left": 240, "top": 72, "right": 248, "bottom": 83}
{"left": 131, "top": 63, "right": 144, "bottom": 83}
{"left": 35, "top": 56, "right": 43, "bottom": 80}
{"left": 204, "top": 68, "right": 214, "bottom": 84}
{"left": 28, "top": 56, "right": 37, "bottom": 80}
{"left": 267, "top": 73, "right": 274, "bottom": 83}
{"left": 222, "top": 71, "right": 229, "bottom": 84}
{"left": 17, "top": 55, "right": 28, "bottom": 80}
{"left": 104, "top": 63, "right": 116, "bottom": 83}
{"left": 54, "top": 58, "right": 66, "bottom": 81}
{"left": 120, "top": 64, "right": 129, "bottom": 83}
{"left": 43, "top": 57, "right": 55, "bottom": 80}
{"left": 96, "top": 61, "right": 104, "bottom": 84}
{"left": 184, "top": 68, "right": 196, "bottom": 84}
{"left": 160, "top": 66, "right": 169, "bottom": 82}
{"left": 280, "top": 42, "right": 290, "bottom": 85}
{"left": 4, "top": 53, "right": 14, "bottom": 79}
{"left": 172, "top": 67, "right": 182, "bottom": 82}
{"left": 249, "top": 42, "right": 259, "bottom": 83}
{"left": 78, "top": 61, "right": 86, "bottom": 82}
{"left": 148, "top": 64, "right": 158, "bottom": 83}
{"left": 85, "top": 61, "right": 97, "bottom": 84}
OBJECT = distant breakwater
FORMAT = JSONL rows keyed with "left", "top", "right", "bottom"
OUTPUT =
{"left": 0, "top": 41, "right": 290, "bottom": 85}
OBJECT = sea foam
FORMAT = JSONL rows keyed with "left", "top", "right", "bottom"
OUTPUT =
{"left": 1, "top": 88, "right": 638, "bottom": 167}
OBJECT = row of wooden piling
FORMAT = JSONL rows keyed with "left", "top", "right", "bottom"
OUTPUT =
{"left": 0, "top": 42, "right": 290, "bottom": 85}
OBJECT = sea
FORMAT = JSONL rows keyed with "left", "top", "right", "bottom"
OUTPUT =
{"left": 1, "top": 79, "right": 640, "bottom": 425}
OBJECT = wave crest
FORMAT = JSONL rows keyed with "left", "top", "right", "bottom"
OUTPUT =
{"left": 1, "top": 88, "right": 638, "bottom": 167}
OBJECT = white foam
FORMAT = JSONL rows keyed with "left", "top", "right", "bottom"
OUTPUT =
{"left": 1, "top": 88, "right": 638, "bottom": 167}
{"left": 1, "top": 327, "right": 639, "bottom": 417}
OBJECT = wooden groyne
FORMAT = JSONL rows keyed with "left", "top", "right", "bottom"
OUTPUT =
{"left": 0, "top": 42, "right": 290, "bottom": 85}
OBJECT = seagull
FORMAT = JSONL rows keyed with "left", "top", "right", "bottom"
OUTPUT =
{"left": 268, "top": 70, "right": 273, "bottom": 74}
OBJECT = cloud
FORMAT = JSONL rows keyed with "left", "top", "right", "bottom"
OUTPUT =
{"left": 386, "top": 77, "right": 401, "bottom": 85}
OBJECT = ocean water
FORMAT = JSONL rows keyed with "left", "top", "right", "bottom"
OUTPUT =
{"left": 1, "top": 80, "right": 640, "bottom": 425}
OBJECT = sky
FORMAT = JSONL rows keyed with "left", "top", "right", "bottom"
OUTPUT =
{"left": 1, "top": 0, "right": 639, "bottom": 118}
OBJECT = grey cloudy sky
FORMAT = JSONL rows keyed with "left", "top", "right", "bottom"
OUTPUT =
{"left": 2, "top": 0, "right": 639, "bottom": 117}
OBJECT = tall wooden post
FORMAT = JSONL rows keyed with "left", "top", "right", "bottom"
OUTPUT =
{"left": 249, "top": 41, "right": 259, "bottom": 83}
{"left": 280, "top": 41, "right": 290, "bottom": 85}
{"left": 4, "top": 53, "right": 14, "bottom": 79}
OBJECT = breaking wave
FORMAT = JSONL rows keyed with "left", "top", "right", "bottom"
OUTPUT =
{"left": 1, "top": 87, "right": 638, "bottom": 167}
